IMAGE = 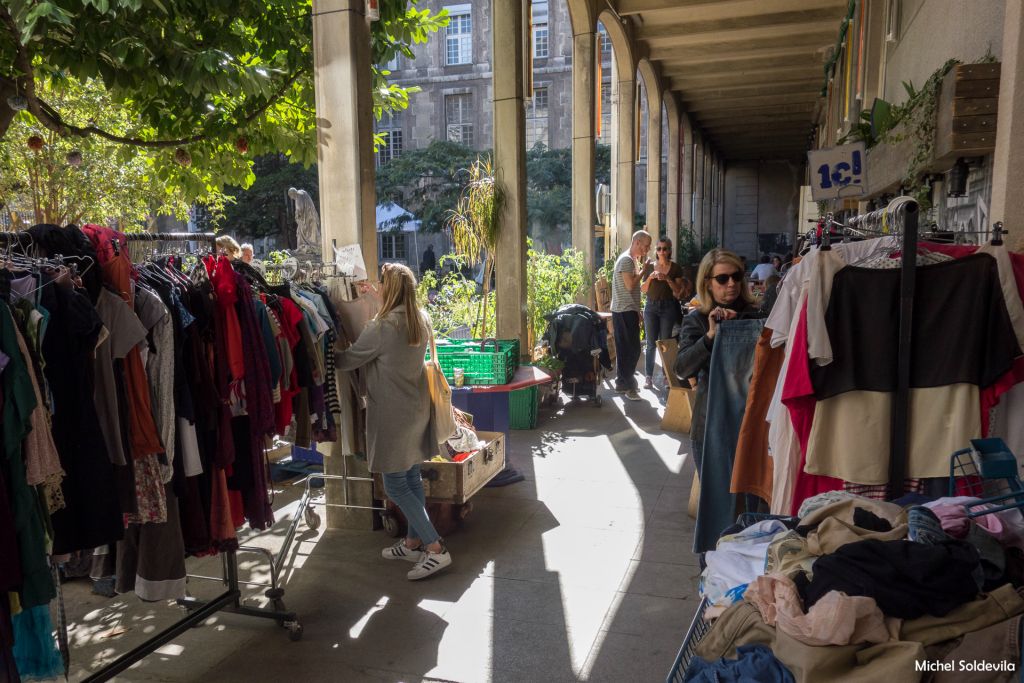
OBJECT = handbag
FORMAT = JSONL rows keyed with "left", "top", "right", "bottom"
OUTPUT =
{"left": 425, "top": 324, "right": 458, "bottom": 445}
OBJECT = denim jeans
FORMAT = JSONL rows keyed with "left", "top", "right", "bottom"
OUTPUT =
{"left": 693, "top": 319, "right": 765, "bottom": 553}
{"left": 643, "top": 299, "right": 682, "bottom": 378}
{"left": 612, "top": 311, "right": 642, "bottom": 391}
{"left": 382, "top": 464, "right": 440, "bottom": 546}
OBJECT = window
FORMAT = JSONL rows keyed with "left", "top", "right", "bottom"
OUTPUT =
{"left": 526, "top": 86, "right": 549, "bottom": 149}
{"left": 533, "top": 24, "right": 549, "bottom": 59}
{"left": 380, "top": 233, "right": 406, "bottom": 260}
{"left": 445, "top": 8, "right": 472, "bottom": 65}
{"left": 597, "top": 80, "right": 612, "bottom": 144}
{"left": 381, "top": 55, "right": 400, "bottom": 72}
{"left": 445, "top": 93, "right": 474, "bottom": 146}
{"left": 598, "top": 24, "right": 611, "bottom": 57}
{"left": 376, "top": 130, "right": 403, "bottom": 167}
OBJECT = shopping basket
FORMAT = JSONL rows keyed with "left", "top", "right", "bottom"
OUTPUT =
{"left": 948, "top": 438, "right": 1024, "bottom": 518}
{"left": 665, "top": 597, "right": 711, "bottom": 683}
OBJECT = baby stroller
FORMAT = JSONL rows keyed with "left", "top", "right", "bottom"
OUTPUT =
{"left": 544, "top": 304, "right": 612, "bottom": 407}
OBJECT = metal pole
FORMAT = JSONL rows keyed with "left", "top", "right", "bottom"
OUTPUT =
{"left": 888, "top": 200, "right": 918, "bottom": 498}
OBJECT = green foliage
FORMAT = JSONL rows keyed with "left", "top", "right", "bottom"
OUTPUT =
{"left": 676, "top": 224, "right": 717, "bottom": 266}
{"left": 376, "top": 140, "right": 479, "bottom": 232}
{"left": 0, "top": 0, "right": 447, "bottom": 191}
{"left": 417, "top": 254, "right": 493, "bottom": 339}
{"left": 596, "top": 250, "right": 620, "bottom": 284}
{"left": 448, "top": 156, "right": 505, "bottom": 339}
{"left": 525, "top": 238, "right": 589, "bottom": 350}
{"left": 525, "top": 144, "right": 612, "bottom": 243}
{"left": 220, "top": 154, "right": 317, "bottom": 245}
{"left": 0, "top": 77, "right": 226, "bottom": 227}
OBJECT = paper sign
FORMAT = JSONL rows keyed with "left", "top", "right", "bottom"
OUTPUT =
{"left": 334, "top": 243, "right": 368, "bottom": 280}
{"left": 807, "top": 142, "right": 867, "bottom": 201}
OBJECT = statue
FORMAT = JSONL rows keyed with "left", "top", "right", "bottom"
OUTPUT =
{"left": 288, "top": 187, "right": 321, "bottom": 256}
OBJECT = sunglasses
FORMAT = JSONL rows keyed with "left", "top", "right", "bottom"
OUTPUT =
{"left": 656, "top": 247, "right": 670, "bottom": 252}
{"left": 708, "top": 272, "right": 744, "bottom": 285}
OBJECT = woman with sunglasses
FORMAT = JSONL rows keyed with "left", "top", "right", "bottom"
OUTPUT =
{"left": 640, "top": 237, "right": 687, "bottom": 389}
{"left": 674, "top": 249, "right": 758, "bottom": 470}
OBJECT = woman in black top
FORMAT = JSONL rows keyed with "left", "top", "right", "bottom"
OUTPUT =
{"left": 674, "top": 249, "right": 759, "bottom": 465}
{"left": 640, "top": 237, "right": 687, "bottom": 389}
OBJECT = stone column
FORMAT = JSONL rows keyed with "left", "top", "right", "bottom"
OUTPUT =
{"left": 680, "top": 113, "right": 694, "bottom": 235}
{"left": 313, "top": 0, "right": 377, "bottom": 530}
{"left": 702, "top": 146, "right": 713, "bottom": 242}
{"left": 665, "top": 97, "right": 681, "bottom": 254}
{"left": 492, "top": 0, "right": 528, "bottom": 344}
{"left": 991, "top": 0, "right": 1024, "bottom": 239}
{"left": 692, "top": 130, "right": 705, "bottom": 242}
{"left": 615, "top": 76, "right": 637, "bottom": 251}
{"left": 645, "top": 95, "right": 663, "bottom": 238}
{"left": 312, "top": 0, "right": 377, "bottom": 276}
{"left": 572, "top": 29, "right": 596, "bottom": 275}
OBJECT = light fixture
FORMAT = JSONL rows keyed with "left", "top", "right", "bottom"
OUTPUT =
{"left": 947, "top": 157, "right": 970, "bottom": 197}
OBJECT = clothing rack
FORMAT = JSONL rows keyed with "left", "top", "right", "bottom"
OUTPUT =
{"left": 83, "top": 230, "right": 302, "bottom": 683}
{"left": 847, "top": 199, "right": 920, "bottom": 499}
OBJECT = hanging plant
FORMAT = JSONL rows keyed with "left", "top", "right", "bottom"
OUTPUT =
{"left": 174, "top": 147, "right": 192, "bottom": 167}
{"left": 26, "top": 135, "right": 44, "bottom": 151}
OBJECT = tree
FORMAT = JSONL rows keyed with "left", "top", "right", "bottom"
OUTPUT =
{"left": 526, "top": 143, "right": 611, "bottom": 245}
{"left": 0, "top": 0, "right": 447, "bottom": 191}
{"left": 0, "top": 77, "right": 227, "bottom": 227}
{"left": 376, "top": 140, "right": 479, "bottom": 232}
{"left": 447, "top": 157, "right": 505, "bottom": 339}
{"left": 219, "top": 154, "right": 318, "bottom": 248}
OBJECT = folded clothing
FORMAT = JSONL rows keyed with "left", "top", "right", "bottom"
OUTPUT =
{"left": 685, "top": 644, "right": 795, "bottom": 683}
{"left": 801, "top": 539, "right": 981, "bottom": 619}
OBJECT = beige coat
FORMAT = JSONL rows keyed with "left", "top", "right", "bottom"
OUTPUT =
{"left": 335, "top": 306, "right": 433, "bottom": 474}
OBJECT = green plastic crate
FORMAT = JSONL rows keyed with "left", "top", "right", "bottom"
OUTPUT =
{"left": 509, "top": 386, "right": 538, "bottom": 430}
{"left": 428, "top": 339, "right": 520, "bottom": 385}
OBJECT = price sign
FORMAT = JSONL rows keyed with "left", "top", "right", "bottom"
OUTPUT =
{"left": 807, "top": 142, "right": 867, "bottom": 201}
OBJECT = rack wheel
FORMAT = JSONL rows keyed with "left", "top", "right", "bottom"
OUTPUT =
{"left": 593, "top": 395, "right": 603, "bottom": 407}
{"left": 303, "top": 507, "right": 321, "bottom": 530}
{"left": 285, "top": 621, "right": 303, "bottom": 641}
{"left": 457, "top": 501, "right": 474, "bottom": 520}
{"left": 382, "top": 513, "right": 400, "bottom": 537}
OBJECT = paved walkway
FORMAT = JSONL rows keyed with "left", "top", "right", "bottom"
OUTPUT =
{"left": 65, "top": 379, "right": 701, "bottom": 682}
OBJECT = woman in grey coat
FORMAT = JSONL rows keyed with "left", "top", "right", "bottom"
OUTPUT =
{"left": 335, "top": 263, "right": 452, "bottom": 580}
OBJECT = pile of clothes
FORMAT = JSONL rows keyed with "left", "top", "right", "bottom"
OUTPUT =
{"left": 689, "top": 491, "right": 1024, "bottom": 682}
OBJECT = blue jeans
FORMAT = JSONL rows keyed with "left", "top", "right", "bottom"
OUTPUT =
{"left": 693, "top": 319, "right": 764, "bottom": 554}
{"left": 643, "top": 299, "right": 682, "bottom": 378}
{"left": 382, "top": 464, "right": 440, "bottom": 546}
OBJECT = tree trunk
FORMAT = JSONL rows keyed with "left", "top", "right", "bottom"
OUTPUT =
{"left": 0, "top": 79, "right": 16, "bottom": 141}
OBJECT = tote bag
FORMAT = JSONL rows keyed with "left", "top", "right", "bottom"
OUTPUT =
{"left": 426, "top": 327, "right": 458, "bottom": 446}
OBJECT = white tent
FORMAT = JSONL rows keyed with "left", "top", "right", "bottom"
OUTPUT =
{"left": 376, "top": 202, "right": 421, "bottom": 232}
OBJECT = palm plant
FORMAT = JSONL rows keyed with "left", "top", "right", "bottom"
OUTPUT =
{"left": 447, "top": 156, "right": 506, "bottom": 338}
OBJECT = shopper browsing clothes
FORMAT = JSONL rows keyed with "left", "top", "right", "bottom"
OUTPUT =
{"left": 335, "top": 263, "right": 452, "bottom": 580}
{"left": 674, "top": 249, "right": 759, "bottom": 475}
{"left": 640, "top": 236, "right": 687, "bottom": 389}
{"left": 611, "top": 230, "right": 653, "bottom": 400}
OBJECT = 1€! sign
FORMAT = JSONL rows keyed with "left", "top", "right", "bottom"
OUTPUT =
{"left": 807, "top": 142, "right": 867, "bottom": 201}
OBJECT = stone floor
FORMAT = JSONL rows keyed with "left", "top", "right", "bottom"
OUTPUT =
{"left": 63, "top": 377, "right": 701, "bottom": 682}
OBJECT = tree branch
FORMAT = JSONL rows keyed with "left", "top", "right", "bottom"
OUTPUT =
{"left": 0, "top": 0, "right": 304, "bottom": 149}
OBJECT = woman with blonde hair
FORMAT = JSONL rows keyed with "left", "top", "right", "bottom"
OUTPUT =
{"left": 674, "top": 249, "right": 759, "bottom": 474}
{"left": 335, "top": 263, "right": 452, "bottom": 580}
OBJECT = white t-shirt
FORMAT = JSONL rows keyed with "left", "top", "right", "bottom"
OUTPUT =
{"left": 750, "top": 263, "right": 777, "bottom": 281}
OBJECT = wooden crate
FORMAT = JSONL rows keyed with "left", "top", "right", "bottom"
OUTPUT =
{"left": 657, "top": 339, "right": 695, "bottom": 434}
{"left": 421, "top": 431, "right": 506, "bottom": 504}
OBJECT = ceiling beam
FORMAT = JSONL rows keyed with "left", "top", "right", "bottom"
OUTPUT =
{"left": 623, "top": 0, "right": 847, "bottom": 23}
{"left": 669, "top": 79, "right": 823, "bottom": 100}
{"left": 615, "top": 0, "right": 723, "bottom": 13}
{"left": 659, "top": 53, "right": 822, "bottom": 77}
{"left": 644, "top": 21, "right": 839, "bottom": 50}
{"left": 657, "top": 44, "right": 829, "bottom": 69}
{"left": 701, "top": 119, "right": 815, "bottom": 133}
{"left": 649, "top": 32, "right": 835, "bottom": 61}
{"left": 636, "top": 9, "right": 844, "bottom": 41}
{"left": 668, "top": 66, "right": 823, "bottom": 88}
{"left": 685, "top": 93, "right": 819, "bottom": 113}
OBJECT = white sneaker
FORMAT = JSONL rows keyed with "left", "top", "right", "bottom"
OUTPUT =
{"left": 407, "top": 546, "right": 452, "bottom": 580}
{"left": 624, "top": 389, "right": 642, "bottom": 401}
{"left": 382, "top": 540, "right": 423, "bottom": 563}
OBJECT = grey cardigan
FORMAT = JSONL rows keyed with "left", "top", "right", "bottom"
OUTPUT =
{"left": 335, "top": 306, "right": 434, "bottom": 474}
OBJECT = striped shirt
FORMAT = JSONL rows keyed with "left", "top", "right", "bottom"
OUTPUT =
{"left": 610, "top": 252, "right": 641, "bottom": 313}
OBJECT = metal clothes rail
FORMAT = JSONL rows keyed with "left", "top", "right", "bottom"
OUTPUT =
{"left": 70, "top": 230, "right": 303, "bottom": 682}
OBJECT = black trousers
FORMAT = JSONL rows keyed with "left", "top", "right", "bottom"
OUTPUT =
{"left": 612, "top": 311, "right": 642, "bottom": 391}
